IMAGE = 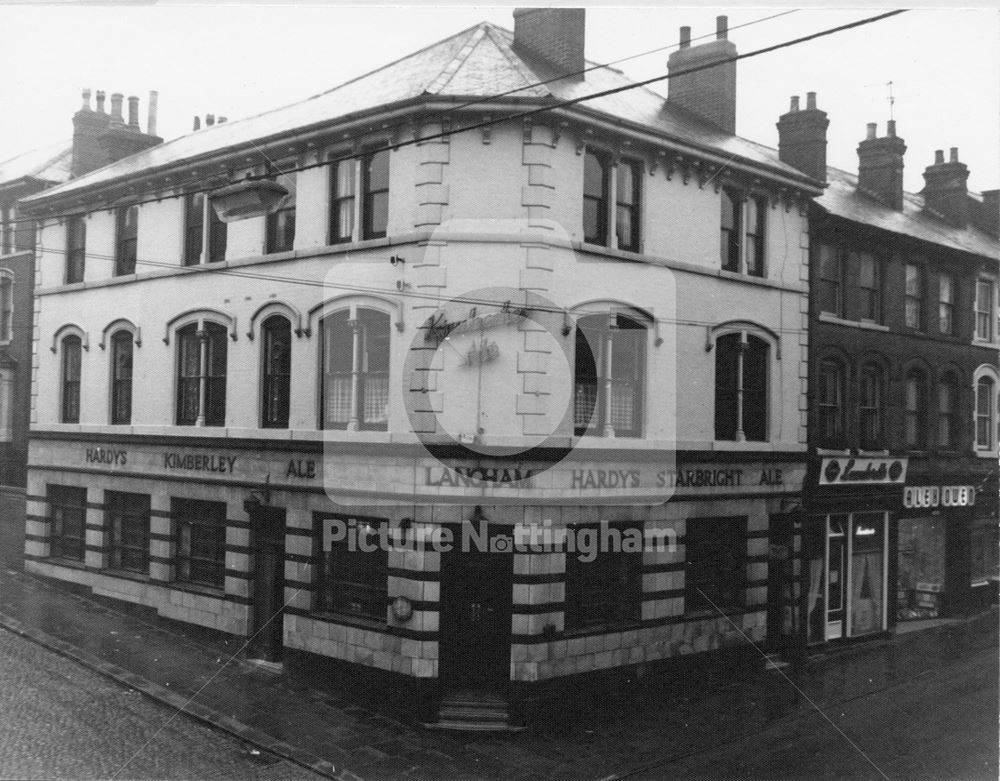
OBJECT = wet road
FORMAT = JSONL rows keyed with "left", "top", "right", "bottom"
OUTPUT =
{"left": 0, "top": 628, "right": 325, "bottom": 780}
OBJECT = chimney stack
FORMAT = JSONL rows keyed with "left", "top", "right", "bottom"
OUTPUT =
{"left": 95, "top": 90, "right": 106, "bottom": 113}
{"left": 193, "top": 116, "right": 201, "bottom": 131}
{"left": 147, "top": 90, "right": 158, "bottom": 137}
{"left": 776, "top": 91, "right": 829, "bottom": 183}
{"left": 667, "top": 15, "right": 737, "bottom": 134}
{"left": 857, "top": 121, "right": 906, "bottom": 211}
{"left": 71, "top": 88, "right": 163, "bottom": 179}
{"left": 973, "top": 190, "right": 999, "bottom": 236}
{"left": 206, "top": 114, "right": 215, "bottom": 127}
{"left": 110, "top": 92, "right": 124, "bottom": 124}
{"left": 512, "top": 7, "right": 586, "bottom": 80}
{"left": 127, "top": 95, "right": 140, "bottom": 128}
{"left": 922, "top": 146, "right": 970, "bottom": 226}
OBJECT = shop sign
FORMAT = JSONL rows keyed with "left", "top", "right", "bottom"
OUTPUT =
{"left": 903, "top": 485, "right": 976, "bottom": 509}
{"left": 819, "top": 457, "right": 907, "bottom": 486}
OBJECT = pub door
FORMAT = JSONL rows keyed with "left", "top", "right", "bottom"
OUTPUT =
{"left": 247, "top": 504, "right": 286, "bottom": 665}
{"left": 439, "top": 528, "right": 512, "bottom": 691}
{"left": 767, "top": 513, "right": 802, "bottom": 651}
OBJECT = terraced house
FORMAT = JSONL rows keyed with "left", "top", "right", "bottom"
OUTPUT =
{"left": 21, "top": 9, "right": 819, "bottom": 726}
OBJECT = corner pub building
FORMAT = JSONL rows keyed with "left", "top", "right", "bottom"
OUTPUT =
{"left": 22, "top": 10, "right": 818, "bottom": 725}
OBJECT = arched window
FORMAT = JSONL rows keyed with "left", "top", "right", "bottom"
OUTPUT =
{"left": 976, "top": 376, "right": 995, "bottom": 451}
{"left": 858, "top": 363, "right": 884, "bottom": 450}
{"left": 110, "top": 330, "right": 133, "bottom": 425}
{"left": 176, "top": 322, "right": 227, "bottom": 426}
{"left": 61, "top": 335, "right": 82, "bottom": 423}
{"left": 715, "top": 332, "right": 768, "bottom": 442}
{"left": 817, "top": 359, "right": 845, "bottom": 445}
{"left": 937, "top": 373, "right": 958, "bottom": 450}
{"left": 904, "top": 369, "right": 928, "bottom": 449}
{"left": 261, "top": 315, "right": 292, "bottom": 428}
{"left": 574, "top": 312, "right": 646, "bottom": 438}
{"left": 320, "top": 308, "right": 389, "bottom": 431}
{"left": 0, "top": 272, "right": 12, "bottom": 343}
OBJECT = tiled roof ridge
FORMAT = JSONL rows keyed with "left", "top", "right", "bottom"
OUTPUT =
{"left": 425, "top": 24, "right": 491, "bottom": 95}
{"left": 480, "top": 24, "right": 553, "bottom": 97}
{"left": 0, "top": 140, "right": 71, "bottom": 174}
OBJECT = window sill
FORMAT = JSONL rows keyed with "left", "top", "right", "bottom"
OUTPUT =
{"left": 972, "top": 339, "right": 999, "bottom": 348}
{"left": 171, "top": 581, "right": 226, "bottom": 599}
{"left": 309, "top": 610, "right": 387, "bottom": 632}
{"left": 818, "top": 313, "right": 889, "bottom": 331}
{"left": 46, "top": 556, "right": 87, "bottom": 570}
{"left": 684, "top": 606, "right": 747, "bottom": 620}
{"left": 102, "top": 568, "right": 150, "bottom": 584}
{"left": 562, "top": 619, "right": 641, "bottom": 639}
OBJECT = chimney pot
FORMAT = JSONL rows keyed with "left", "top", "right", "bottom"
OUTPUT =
{"left": 679, "top": 25, "right": 691, "bottom": 48}
{"left": 866, "top": 122, "right": 877, "bottom": 140}
{"left": 193, "top": 116, "right": 201, "bottom": 131}
{"left": 858, "top": 121, "right": 906, "bottom": 211}
{"left": 667, "top": 16, "right": 738, "bottom": 134}
{"left": 716, "top": 15, "right": 728, "bottom": 40}
{"left": 110, "top": 92, "right": 124, "bottom": 122}
{"left": 806, "top": 91, "right": 817, "bottom": 110}
{"left": 206, "top": 114, "right": 215, "bottom": 126}
{"left": 127, "top": 95, "right": 140, "bottom": 128}
{"left": 934, "top": 149, "right": 944, "bottom": 164}
{"left": 950, "top": 147, "right": 959, "bottom": 163}
{"left": 790, "top": 96, "right": 800, "bottom": 112}
{"left": 887, "top": 119, "right": 896, "bottom": 138}
{"left": 81, "top": 88, "right": 92, "bottom": 111}
{"left": 147, "top": 90, "right": 158, "bottom": 137}
{"left": 96, "top": 91, "right": 106, "bottom": 113}
{"left": 218, "top": 116, "right": 227, "bottom": 124}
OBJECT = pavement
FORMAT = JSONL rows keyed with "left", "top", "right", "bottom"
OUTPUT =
{"left": 1, "top": 491, "right": 997, "bottom": 780}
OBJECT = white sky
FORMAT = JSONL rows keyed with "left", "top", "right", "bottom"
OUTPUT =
{"left": 0, "top": 3, "right": 997, "bottom": 194}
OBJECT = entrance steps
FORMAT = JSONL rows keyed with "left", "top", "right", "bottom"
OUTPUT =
{"left": 423, "top": 690, "right": 524, "bottom": 732}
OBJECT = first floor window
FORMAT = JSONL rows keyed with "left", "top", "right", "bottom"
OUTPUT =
{"left": 261, "top": 315, "right": 291, "bottom": 428}
{"left": 720, "top": 188, "right": 741, "bottom": 272}
{"left": 0, "top": 273, "right": 12, "bottom": 343}
{"left": 173, "top": 498, "right": 226, "bottom": 589}
{"left": 0, "top": 369, "right": 12, "bottom": 442}
{"left": 61, "top": 334, "right": 82, "bottom": 424}
{"left": 184, "top": 193, "right": 227, "bottom": 265}
{"left": 905, "top": 263, "right": 924, "bottom": 330}
{"left": 362, "top": 149, "right": 389, "bottom": 240}
{"left": 115, "top": 205, "right": 138, "bottom": 276}
{"left": 744, "top": 196, "right": 766, "bottom": 277}
{"left": 0, "top": 205, "right": 14, "bottom": 255}
{"left": 817, "top": 244, "right": 842, "bottom": 316}
{"left": 49, "top": 485, "right": 86, "bottom": 561}
{"left": 574, "top": 312, "right": 646, "bottom": 438}
{"left": 176, "top": 321, "right": 227, "bottom": 426}
{"left": 937, "top": 374, "right": 958, "bottom": 450}
{"left": 615, "top": 159, "right": 641, "bottom": 253}
{"left": 685, "top": 516, "right": 747, "bottom": 613}
{"left": 66, "top": 216, "right": 86, "bottom": 283}
{"left": 583, "top": 149, "right": 609, "bottom": 246}
{"left": 858, "top": 363, "right": 884, "bottom": 450}
{"left": 564, "top": 524, "right": 642, "bottom": 631}
{"left": 329, "top": 158, "right": 356, "bottom": 243}
{"left": 817, "top": 359, "right": 845, "bottom": 444}
{"left": 320, "top": 308, "right": 389, "bottom": 430}
{"left": 106, "top": 492, "right": 150, "bottom": 574}
{"left": 315, "top": 513, "right": 387, "bottom": 621}
{"left": 976, "top": 279, "right": 995, "bottom": 341}
{"left": 266, "top": 172, "right": 297, "bottom": 254}
{"left": 715, "top": 331, "right": 768, "bottom": 442}
{"left": 904, "top": 369, "right": 928, "bottom": 449}
{"left": 857, "top": 251, "right": 881, "bottom": 323}
{"left": 110, "top": 330, "right": 133, "bottom": 425}
{"left": 976, "top": 376, "right": 995, "bottom": 450}
{"left": 938, "top": 272, "right": 955, "bottom": 335}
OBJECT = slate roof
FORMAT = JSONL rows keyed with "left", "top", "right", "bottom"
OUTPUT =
{"left": 0, "top": 140, "right": 72, "bottom": 189}
{"left": 818, "top": 165, "right": 999, "bottom": 260}
{"left": 25, "top": 22, "right": 814, "bottom": 204}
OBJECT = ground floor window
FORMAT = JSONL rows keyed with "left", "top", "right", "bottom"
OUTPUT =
{"left": 564, "top": 523, "right": 642, "bottom": 631}
{"left": 806, "top": 512, "right": 887, "bottom": 643}
{"left": 172, "top": 498, "right": 226, "bottom": 589}
{"left": 970, "top": 514, "right": 999, "bottom": 587}
{"left": 48, "top": 485, "right": 86, "bottom": 561}
{"left": 685, "top": 516, "right": 747, "bottom": 613}
{"left": 106, "top": 491, "right": 150, "bottom": 575}
{"left": 314, "top": 513, "right": 388, "bottom": 622}
{"left": 897, "top": 515, "right": 946, "bottom": 621}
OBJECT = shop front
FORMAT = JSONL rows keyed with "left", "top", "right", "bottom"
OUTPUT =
{"left": 804, "top": 455, "right": 906, "bottom": 646}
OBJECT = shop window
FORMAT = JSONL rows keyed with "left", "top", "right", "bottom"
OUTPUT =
{"left": 574, "top": 312, "right": 646, "bottom": 438}
{"left": 106, "top": 491, "right": 150, "bottom": 575}
{"left": 0, "top": 272, "right": 12, "bottom": 343}
{"left": 65, "top": 216, "right": 86, "bottom": 283}
{"left": 48, "top": 484, "right": 86, "bottom": 561}
{"left": 176, "top": 322, "right": 227, "bottom": 427}
{"left": 817, "top": 359, "right": 845, "bottom": 445}
{"left": 714, "top": 332, "right": 768, "bottom": 442}
{"left": 904, "top": 263, "right": 924, "bottom": 330}
{"left": 937, "top": 373, "right": 958, "bottom": 450}
{"left": 938, "top": 272, "right": 955, "bottom": 335}
{"left": 976, "top": 376, "right": 995, "bottom": 451}
{"left": 817, "top": 244, "right": 842, "bottom": 316}
{"left": 61, "top": 334, "right": 82, "bottom": 424}
{"left": 110, "top": 330, "right": 133, "bottom": 425}
{"left": 685, "top": 516, "right": 747, "bottom": 613}
{"left": 564, "top": 524, "right": 642, "bottom": 631}
{"left": 266, "top": 172, "right": 296, "bottom": 254}
{"left": 314, "top": 513, "right": 388, "bottom": 621}
{"left": 320, "top": 308, "right": 389, "bottom": 431}
{"left": 897, "top": 516, "right": 946, "bottom": 621}
{"left": 261, "top": 315, "right": 291, "bottom": 428}
{"left": 184, "top": 193, "right": 227, "bottom": 266}
{"left": 904, "top": 369, "right": 928, "bottom": 449}
{"left": 858, "top": 363, "right": 884, "bottom": 450}
{"left": 362, "top": 149, "right": 389, "bottom": 240}
{"left": 115, "top": 205, "right": 138, "bottom": 276}
{"left": 975, "top": 279, "right": 995, "bottom": 342}
{"left": 172, "top": 498, "right": 226, "bottom": 589}
{"left": 856, "top": 251, "right": 881, "bottom": 323}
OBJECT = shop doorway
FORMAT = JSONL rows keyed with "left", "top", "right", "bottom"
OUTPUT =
{"left": 807, "top": 512, "right": 888, "bottom": 644}
{"left": 767, "top": 513, "right": 801, "bottom": 651}
{"left": 439, "top": 526, "right": 512, "bottom": 690}
{"left": 897, "top": 515, "right": 946, "bottom": 621}
{"left": 247, "top": 504, "right": 286, "bottom": 665}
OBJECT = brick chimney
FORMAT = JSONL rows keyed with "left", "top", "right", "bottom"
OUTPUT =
{"left": 973, "top": 189, "right": 999, "bottom": 236}
{"left": 857, "top": 120, "right": 906, "bottom": 211}
{"left": 71, "top": 88, "right": 164, "bottom": 179}
{"left": 921, "top": 147, "right": 970, "bottom": 227}
{"left": 776, "top": 91, "right": 829, "bottom": 183}
{"left": 512, "top": 7, "right": 585, "bottom": 79}
{"left": 667, "top": 15, "right": 737, "bottom": 134}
